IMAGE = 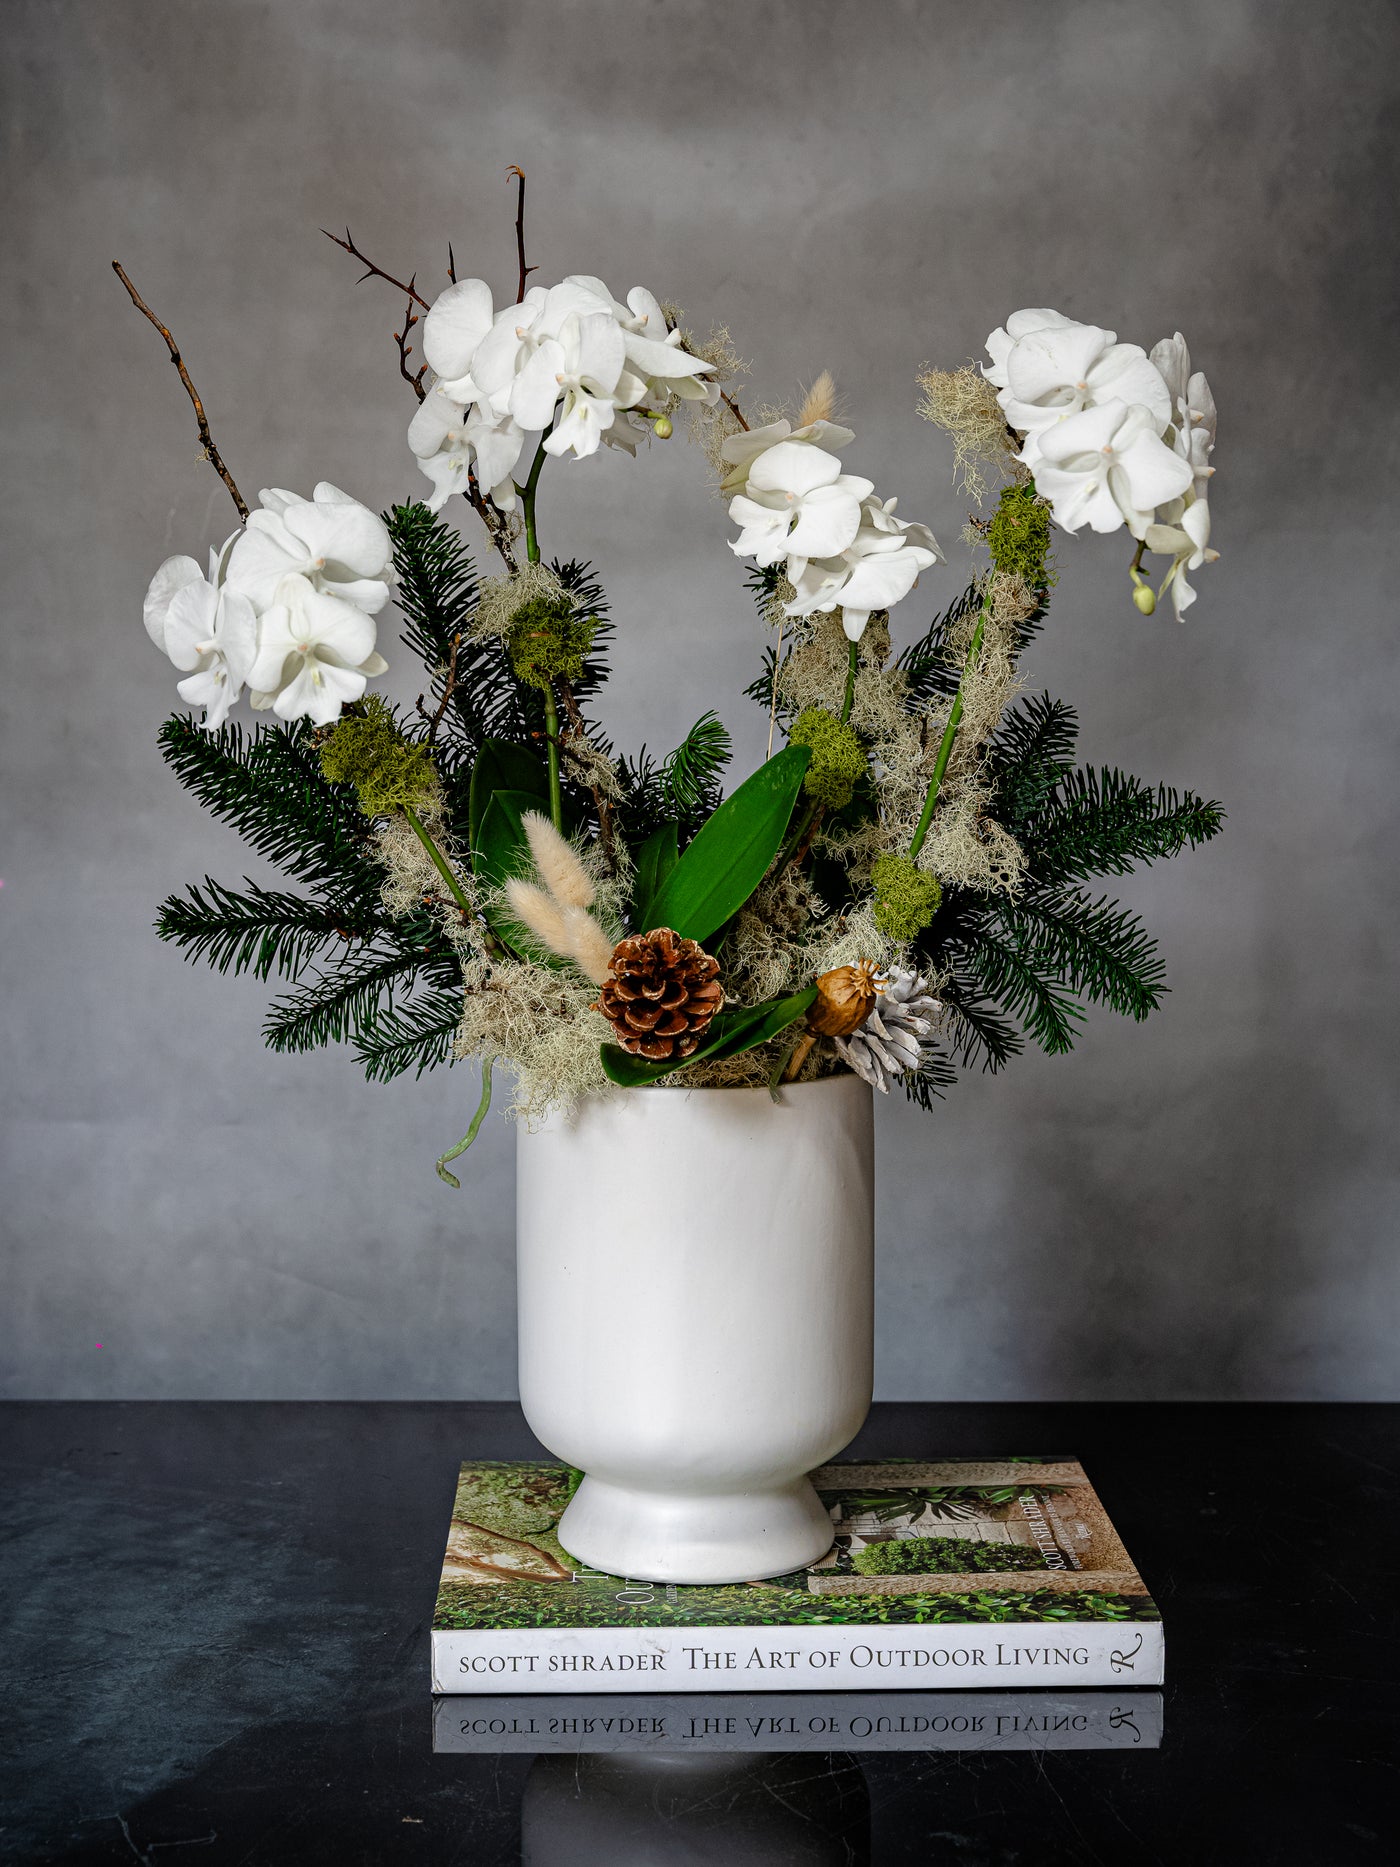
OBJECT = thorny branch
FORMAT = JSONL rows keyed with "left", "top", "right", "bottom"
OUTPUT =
{"left": 111, "top": 262, "right": 249, "bottom": 520}
{"left": 465, "top": 471, "right": 519, "bottom": 573}
{"left": 721, "top": 390, "right": 750, "bottom": 432}
{"left": 508, "top": 165, "right": 537, "bottom": 303}
{"left": 417, "top": 633, "right": 462, "bottom": 743}
{"left": 396, "top": 291, "right": 428, "bottom": 401}
{"left": 322, "top": 227, "right": 430, "bottom": 309}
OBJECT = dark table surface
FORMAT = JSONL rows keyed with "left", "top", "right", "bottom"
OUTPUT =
{"left": 2, "top": 1402, "right": 1395, "bottom": 1864}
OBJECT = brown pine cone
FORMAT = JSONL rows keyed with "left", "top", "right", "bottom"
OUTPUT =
{"left": 595, "top": 928, "right": 725, "bottom": 1062}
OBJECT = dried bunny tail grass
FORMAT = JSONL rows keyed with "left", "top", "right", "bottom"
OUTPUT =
{"left": 522, "top": 811, "right": 594, "bottom": 909}
{"left": 473, "top": 560, "right": 569, "bottom": 641}
{"left": 558, "top": 904, "right": 616, "bottom": 985}
{"left": 504, "top": 879, "right": 572, "bottom": 953}
{"left": 796, "top": 370, "right": 837, "bottom": 427}
{"left": 916, "top": 364, "right": 1018, "bottom": 504}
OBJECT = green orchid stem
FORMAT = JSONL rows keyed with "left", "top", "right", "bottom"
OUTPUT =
{"left": 542, "top": 687, "right": 564, "bottom": 831}
{"left": 908, "top": 594, "right": 990, "bottom": 861}
{"left": 517, "top": 436, "right": 550, "bottom": 565}
{"left": 841, "top": 638, "right": 859, "bottom": 724}
{"left": 437, "top": 1055, "right": 494, "bottom": 1189}
{"left": 404, "top": 806, "right": 473, "bottom": 916}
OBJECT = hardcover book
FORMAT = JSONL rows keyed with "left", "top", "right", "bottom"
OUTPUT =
{"left": 431, "top": 1458, "right": 1162, "bottom": 1695}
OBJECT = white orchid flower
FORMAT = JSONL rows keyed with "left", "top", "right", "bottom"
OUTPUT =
{"left": 469, "top": 280, "right": 614, "bottom": 426}
{"left": 421, "top": 278, "right": 497, "bottom": 403}
{"left": 719, "top": 416, "right": 857, "bottom": 494}
{"left": 246, "top": 574, "right": 388, "bottom": 727}
{"left": 143, "top": 555, "right": 257, "bottom": 730}
{"left": 407, "top": 384, "right": 524, "bottom": 512}
{"left": 784, "top": 494, "right": 944, "bottom": 641}
{"left": 727, "top": 440, "right": 874, "bottom": 569}
{"left": 1145, "top": 499, "right": 1218, "bottom": 619}
{"left": 997, "top": 322, "right": 1173, "bottom": 466}
{"left": 1152, "top": 332, "right": 1217, "bottom": 458}
{"left": 982, "top": 308, "right": 1084, "bottom": 390}
{"left": 563, "top": 279, "right": 716, "bottom": 409}
{"left": 1029, "top": 399, "right": 1192, "bottom": 538}
{"left": 226, "top": 484, "right": 393, "bottom": 616}
{"left": 533, "top": 311, "right": 642, "bottom": 459}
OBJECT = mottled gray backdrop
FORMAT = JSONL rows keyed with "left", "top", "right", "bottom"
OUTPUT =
{"left": 3, "top": 0, "right": 1396, "bottom": 1399}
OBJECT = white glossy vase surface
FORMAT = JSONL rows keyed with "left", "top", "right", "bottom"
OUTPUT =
{"left": 516, "top": 1074, "right": 874, "bottom": 1584}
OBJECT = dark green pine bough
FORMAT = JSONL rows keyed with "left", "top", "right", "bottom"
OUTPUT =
{"left": 154, "top": 499, "right": 1223, "bottom": 1108}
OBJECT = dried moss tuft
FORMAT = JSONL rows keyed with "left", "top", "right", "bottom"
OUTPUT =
{"left": 506, "top": 594, "right": 595, "bottom": 689}
{"left": 916, "top": 364, "right": 1018, "bottom": 503}
{"left": 871, "top": 853, "right": 943, "bottom": 942}
{"left": 987, "top": 482, "right": 1056, "bottom": 590}
{"left": 319, "top": 699, "right": 438, "bottom": 816}
{"left": 789, "top": 706, "right": 866, "bottom": 809}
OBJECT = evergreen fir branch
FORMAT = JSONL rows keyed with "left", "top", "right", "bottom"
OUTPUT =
{"left": 934, "top": 963, "right": 1027, "bottom": 1072}
{"left": 959, "top": 918, "right": 1086, "bottom": 1056}
{"left": 156, "top": 876, "right": 387, "bottom": 982}
{"left": 989, "top": 692, "right": 1080, "bottom": 832}
{"left": 262, "top": 947, "right": 422, "bottom": 1055}
{"left": 997, "top": 888, "right": 1167, "bottom": 1022}
{"left": 902, "top": 1042, "right": 959, "bottom": 1109}
{"left": 352, "top": 985, "right": 464, "bottom": 1082}
{"left": 662, "top": 712, "right": 733, "bottom": 820}
{"left": 158, "top": 714, "right": 377, "bottom": 898}
{"left": 1023, "top": 767, "right": 1225, "bottom": 883}
{"left": 743, "top": 643, "right": 783, "bottom": 719}
{"left": 388, "top": 502, "right": 489, "bottom": 751}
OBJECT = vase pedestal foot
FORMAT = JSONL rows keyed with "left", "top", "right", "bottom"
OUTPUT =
{"left": 556, "top": 1474, "right": 836, "bottom": 1585}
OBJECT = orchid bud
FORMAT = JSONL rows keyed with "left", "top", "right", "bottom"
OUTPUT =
{"left": 1132, "top": 582, "right": 1156, "bottom": 616}
{"left": 651, "top": 414, "right": 673, "bottom": 440}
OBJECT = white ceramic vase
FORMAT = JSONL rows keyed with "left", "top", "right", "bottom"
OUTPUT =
{"left": 516, "top": 1074, "right": 875, "bottom": 1584}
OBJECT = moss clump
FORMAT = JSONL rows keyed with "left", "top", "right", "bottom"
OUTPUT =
{"left": 871, "top": 853, "right": 942, "bottom": 942}
{"left": 507, "top": 595, "right": 595, "bottom": 689}
{"left": 986, "top": 482, "right": 1056, "bottom": 589}
{"left": 789, "top": 706, "right": 866, "bottom": 810}
{"left": 852, "top": 1536, "right": 1049, "bottom": 1576}
{"left": 319, "top": 699, "right": 437, "bottom": 815}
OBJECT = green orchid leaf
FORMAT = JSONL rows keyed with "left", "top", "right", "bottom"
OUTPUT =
{"left": 644, "top": 744, "right": 811, "bottom": 943}
{"left": 599, "top": 985, "right": 817, "bottom": 1087}
{"left": 473, "top": 788, "right": 541, "bottom": 890}
{"left": 469, "top": 741, "right": 549, "bottom": 847}
{"left": 630, "top": 822, "right": 680, "bottom": 931}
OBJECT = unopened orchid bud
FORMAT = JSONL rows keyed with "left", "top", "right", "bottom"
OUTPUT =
{"left": 651, "top": 414, "right": 673, "bottom": 440}
{"left": 1132, "top": 582, "right": 1156, "bottom": 616}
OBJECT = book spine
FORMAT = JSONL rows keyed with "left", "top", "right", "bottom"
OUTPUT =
{"left": 431, "top": 1621, "right": 1163, "bottom": 1695}
{"left": 431, "top": 1689, "right": 1163, "bottom": 1752}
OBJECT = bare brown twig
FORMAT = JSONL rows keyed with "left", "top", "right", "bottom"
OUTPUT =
{"left": 465, "top": 470, "right": 519, "bottom": 573}
{"left": 507, "top": 165, "right": 537, "bottom": 303}
{"left": 417, "top": 633, "right": 462, "bottom": 743}
{"left": 721, "top": 390, "right": 750, "bottom": 433}
{"left": 395, "top": 291, "right": 428, "bottom": 402}
{"left": 322, "top": 227, "right": 430, "bottom": 309}
{"left": 111, "top": 261, "right": 249, "bottom": 520}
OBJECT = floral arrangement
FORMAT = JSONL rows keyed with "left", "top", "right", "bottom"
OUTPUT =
{"left": 122, "top": 175, "right": 1223, "bottom": 1180}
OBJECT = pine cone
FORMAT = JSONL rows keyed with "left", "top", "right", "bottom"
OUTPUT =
{"left": 595, "top": 929, "right": 725, "bottom": 1062}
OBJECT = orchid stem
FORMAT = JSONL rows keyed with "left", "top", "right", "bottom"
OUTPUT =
{"left": 403, "top": 806, "right": 505, "bottom": 957}
{"left": 908, "top": 589, "right": 990, "bottom": 861}
{"left": 517, "top": 436, "right": 549, "bottom": 566}
{"left": 840, "top": 638, "right": 858, "bottom": 724}
{"left": 543, "top": 688, "right": 564, "bottom": 832}
{"left": 437, "top": 1056, "right": 494, "bottom": 1188}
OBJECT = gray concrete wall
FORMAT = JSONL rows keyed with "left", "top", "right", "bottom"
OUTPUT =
{"left": 3, "top": 0, "right": 1396, "bottom": 1399}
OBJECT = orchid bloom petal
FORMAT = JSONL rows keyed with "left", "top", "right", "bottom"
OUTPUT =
{"left": 422, "top": 279, "right": 495, "bottom": 381}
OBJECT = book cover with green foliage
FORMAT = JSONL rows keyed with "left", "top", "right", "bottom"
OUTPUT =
{"left": 431, "top": 1459, "right": 1162, "bottom": 1695}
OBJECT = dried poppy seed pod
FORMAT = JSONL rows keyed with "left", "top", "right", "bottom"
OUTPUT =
{"left": 807, "top": 960, "right": 880, "bottom": 1038}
